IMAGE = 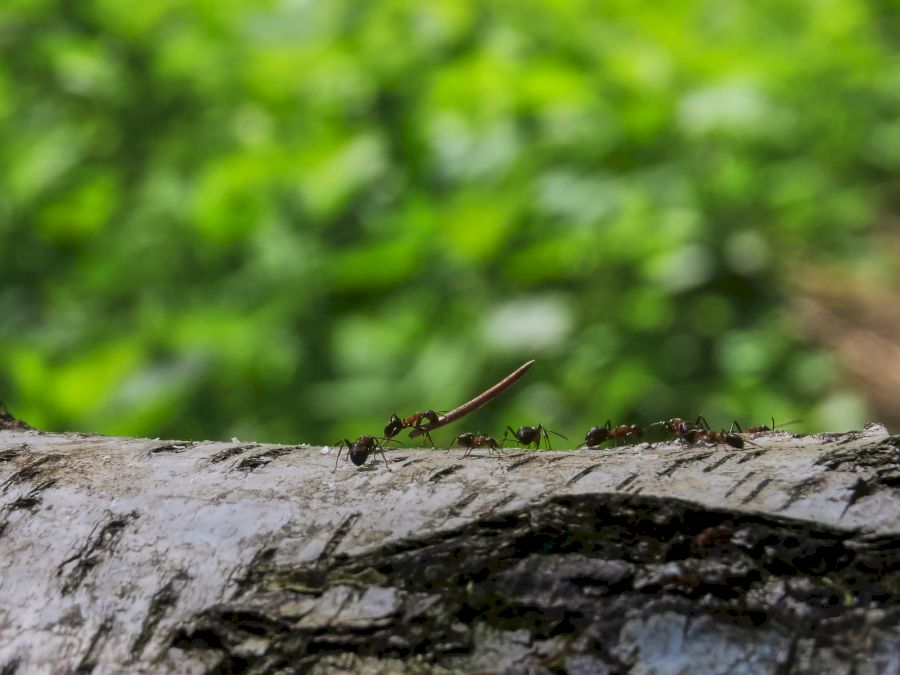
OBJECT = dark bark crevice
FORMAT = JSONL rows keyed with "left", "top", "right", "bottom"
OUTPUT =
{"left": 174, "top": 493, "right": 900, "bottom": 674}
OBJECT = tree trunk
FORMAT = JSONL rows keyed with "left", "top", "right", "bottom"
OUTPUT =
{"left": 1, "top": 419, "right": 898, "bottom": 674}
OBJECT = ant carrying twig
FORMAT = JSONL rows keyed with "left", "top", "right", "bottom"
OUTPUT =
{"left": 384, "top": 410, "right": 440, "bottom": 446}
{"left": 408, "top": 360, "right": 535, "bottom": 439}
{"left": 580, "top": 421, "right": 643, "bottom": 448}
{"left": 503, "top": 424, "right": 567, "bottom": 450}
{"left": 331, "top": 435, "right": 391, "bottom": 472}
{"left": 452, "top": 432, "right": 502, "bottom": 458}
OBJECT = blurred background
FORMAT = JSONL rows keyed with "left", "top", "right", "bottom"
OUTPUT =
{"left": 1, "top": 0, "right": 899, "bottom": 446}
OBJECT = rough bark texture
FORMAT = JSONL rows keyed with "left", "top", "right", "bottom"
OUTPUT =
{"left": 1, "top": 419, "right": 899, "bottom": 674}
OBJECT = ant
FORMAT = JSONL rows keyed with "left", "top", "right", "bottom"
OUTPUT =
{"left": 384, "top": 410, "right": 440, "bottom": 446}
{"left": 331, "top": 435, "right": 390, "bottom": 472}
{"left": 581, "top": 421, "right": 643, "bottom": 448}
{"left": 650, "top": 416, "right": 710, "bottom": 440}
{"left": 683, "top": 428, "right": 745, "bottom": 450}
{"left": 503, "top": 424, "right": 567, "bottom": 450}
{"left": 452, "top": 432, "right": 502, "bottom": 458}
{"left": 730, "top": 418, "right": 800, "bottom": 434}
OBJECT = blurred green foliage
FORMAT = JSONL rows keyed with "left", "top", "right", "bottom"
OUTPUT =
{"left": 1, "top": 0, "right": 897, "bottom": 444}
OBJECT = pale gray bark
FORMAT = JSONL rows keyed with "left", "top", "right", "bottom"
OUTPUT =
{"left": 0, "top": 420, "right": 898, "bottom": 674}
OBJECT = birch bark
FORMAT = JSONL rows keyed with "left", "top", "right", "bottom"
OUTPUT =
{"left": 1, "top": 420, "right": 898, "bottom": 674}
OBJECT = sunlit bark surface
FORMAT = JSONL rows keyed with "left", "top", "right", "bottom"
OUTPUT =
{"left": 1, "top": 418, "right": 898, "bottom": 674}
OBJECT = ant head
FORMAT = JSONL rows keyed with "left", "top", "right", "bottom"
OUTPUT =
{"left": 384, "top": 415, "right": 403, "bottom": 438}
{"left": 584, "top": 426, "right": 609, "bottom": 446}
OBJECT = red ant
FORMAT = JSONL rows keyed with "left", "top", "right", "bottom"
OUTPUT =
{"left": 331, "top": 435, "right": 390, "bottom": 471}
{"left": 452, "top": 432, "right": 502, "bottom": 458}
{"left": 650, "top": 416, "right": 710, "bottom": 440}
{"left": 384, "top": 410, "right": 440, "bottom": 446}
{"left": 730, "top": 418, "right": 800, "bottom": 434}
{"left": 683, "top": 428, "right": 746, "bottom": 449}
{"left": 652, "top": 415, "right": 749, "bottom": 449}
{"left": 503, "top": 424, "right": 567, "bottom": 450}
{"left": 580, "top": 421, "right": 643, "bottom": 448}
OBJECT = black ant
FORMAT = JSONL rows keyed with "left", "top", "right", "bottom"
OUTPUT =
{"left": 452, "top": 432, "right": 502, "bottom": 458}
{"left": 580, "top": 421, "right": 643, "bottom": 448}
{"left": 384, "top": 410, "right": 440, "bottom": 446}
{"left": 503, "top": 424, "right": 567, "bottom": 450}
{"left": 332, "top": 435, "right": 390, "bottom": 471}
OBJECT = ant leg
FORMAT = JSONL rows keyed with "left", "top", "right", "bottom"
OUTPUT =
{"left": 540, "top": 426, "right": 551, "bottom": 450}
{"left": 730, "top": 420, "right": 743, "bottom": 433}
{"left": 377, "top": 445, "right": 392, "bottom": 471}
{"left": 332, "top": 439, "right": 350, "bottom": 472}
{"left": 412, "top": 419, "right": 435, "bottom": 447}
{"left": 502, "top": 426, "right": 517, "bottom": 448}
{"left": 695, "top": 415, "right": 711, "bottom": 430}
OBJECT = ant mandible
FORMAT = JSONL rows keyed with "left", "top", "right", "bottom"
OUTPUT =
{"left": 452, "top": 432, "right": 502, "bottom": 458}
{"left": 503, "top": 424, "right": 567, "bottom": 450}
{"left": 384, "top": 410, "right": 440, "bottom": 447}
{"left": 332, "top": 435, "right": 390, "bottom": 472}
{"left": 580, "top": 420, "right": 643, "bottom": 448}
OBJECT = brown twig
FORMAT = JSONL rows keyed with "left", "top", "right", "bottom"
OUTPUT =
{"left": 408, "top": 360, "right": 536, "bottom": 438}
